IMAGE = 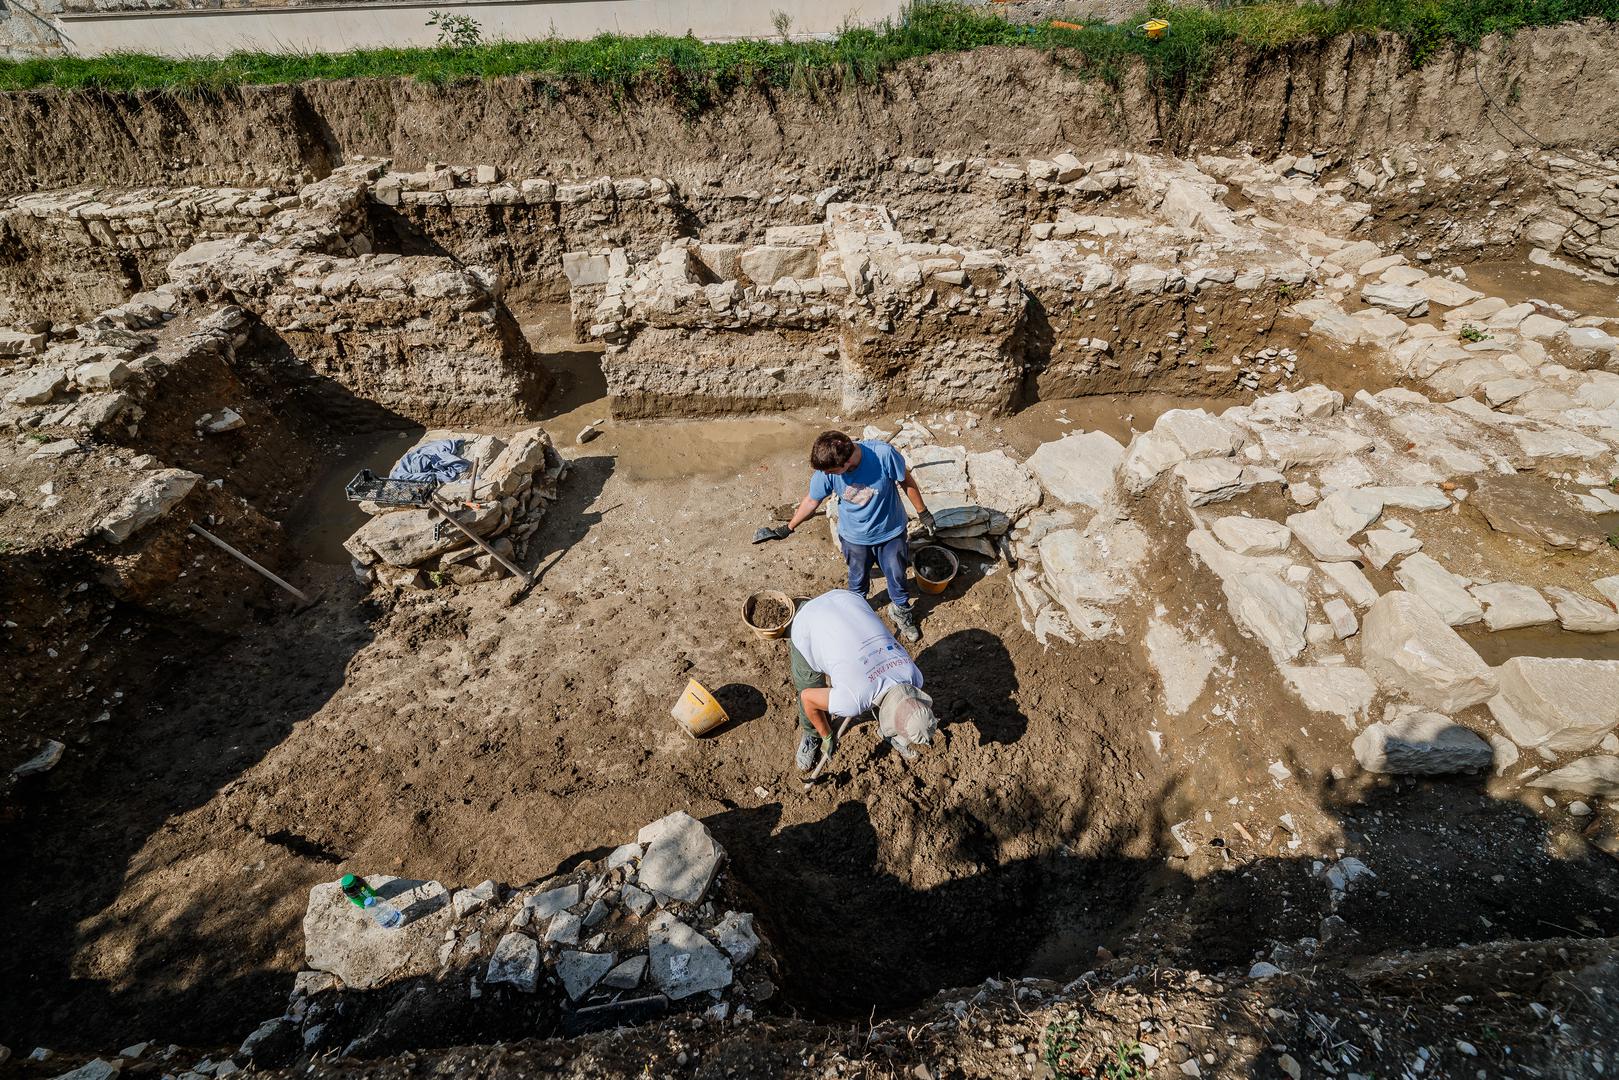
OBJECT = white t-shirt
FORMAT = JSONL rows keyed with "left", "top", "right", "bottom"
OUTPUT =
{"left": 790, "top": 589, "right": 923, "bottom": 718}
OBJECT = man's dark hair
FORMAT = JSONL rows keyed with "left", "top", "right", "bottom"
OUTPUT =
{"left": 811, "top": 430, "right": 856, "bottom": 472}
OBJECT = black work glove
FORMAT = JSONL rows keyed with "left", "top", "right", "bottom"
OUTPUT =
{"left": 752, "top": 524, "right": 791, "bottom": 544}
{"left": 916, "top": 509, "right": 937, "bottom": 536}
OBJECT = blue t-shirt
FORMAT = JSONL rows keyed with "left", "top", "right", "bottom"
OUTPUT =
{"left": 810, "top": 440, "right": 910, "bottom": 546}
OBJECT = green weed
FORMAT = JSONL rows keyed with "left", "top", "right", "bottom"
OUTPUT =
{"left": 1043, "top": 1014, "right": 1148, "bottom": 1080}
{"left": 1458, "top": 324, "right": 1491, "bottom": 342}
{"left": 1200, "top": 335, "right": 1217, "bottom": 353}
{"left": 1, "top": 0, "right": 1615, "bottom": 98}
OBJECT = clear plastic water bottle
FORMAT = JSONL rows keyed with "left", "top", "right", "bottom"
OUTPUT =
{"left": 340, "top": 873, "right": 403, "bottom": 929}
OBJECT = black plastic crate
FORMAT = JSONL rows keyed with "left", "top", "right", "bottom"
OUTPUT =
{"left": 345, "top": 470, "right": 437, "bottom": 508}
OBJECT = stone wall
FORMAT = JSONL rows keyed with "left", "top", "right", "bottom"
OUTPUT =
{"left": 0, "top": 184, "right": 292, "bottom": 326}
{"left": 569, "top": 151, "right": 1337, "bottom": 417}
{"left": 1541, "top": 156, "right": 1619, "bottom": 277}
{"left": 0, "top": 0, "right": 66, "bottom": 59}
{"left": 367, "top": 165, "right": 689, "bottom": 305}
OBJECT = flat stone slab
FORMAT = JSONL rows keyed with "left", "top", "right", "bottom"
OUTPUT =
{"left": 1353, "top": 705, "right": 1493, "bottom": 774}
{"left": 304, "top": 876, "right": 451, "bottom": 990}
{"left": 1472, "top": 474, "right": 1607, "bottom": 552}
{"left": 555, "top": 949, "right": 617, "bottom": 1000}
{"left": 648, "top": 912, "right": 733, "bottom": 1000}
{"left": 1144, "top": 617, "right": 1218, "bottom": 715}
{"left": 96, "top": 469, "right": 201, "bottom": 545}
{"left": 1286, "top": 508, "right": 1360, "bottom": 562}
{"left": 1362, "top": 529, "right": 1422, "bottom": 570}
{"left": 1488, "top": 657, "right": 1619, "bottom": 752}
{"left": 1545, "top": 587, "right": 1619, "bottom": 633}
{"left": 637, "top": 811, "right": 725, "bottom": 905}
{"left": 1361, "top": 592, "right": 1497, "bottom": 712}
{"left": 1526, "top": 755, "right": 1619, "bottom": 797}
{"left": 1224, "top": 572, "right": 1307, "bottom": 662}
{"left": 967, "top": 449, "right": 1041, "bottom": 518}
{"left": 1281, "top": 665, "right": 1375, "bottom": 727}
{"left": 1118, "top": 431, "right": 1186, "bottom": 494}
{"left": 602, "top": 954, "right": 648, "bottom": 990}
{"left": 487, "top": 932, "right": 540, "bottom": 992}
{"left": 524, "top": 883, "right": 581, "bottom": 920}
{"left": 1320, "top": 561, "right": 1380, "bottom": 609}
{"left": 1212, "top": 515, "right": 1292, "bottom": 555}
{"left": 1154, "top": 408, "right": 1244, "bottom": 458}
{"left": 1393, "top": 553, "right": 1483, "bottom": 626}
{"left": 1471, "top": 582, "right": 1557, "bottom": 631}
{"left": 1027, "top": 431, "right": 1125, "bottom": 508}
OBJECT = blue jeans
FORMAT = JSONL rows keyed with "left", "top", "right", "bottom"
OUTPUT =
{"left": 840, "top": 532, "right": 912, "bottom": 612}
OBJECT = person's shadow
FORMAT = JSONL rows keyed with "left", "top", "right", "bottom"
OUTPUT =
{"left": 917, "top": 628, "right": 1028, "bottom": 746}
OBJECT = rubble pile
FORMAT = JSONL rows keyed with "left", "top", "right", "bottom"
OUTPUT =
{"left": 225, "top": 812, "right": 776, "bottom": 1068}
{"left": 342, "top": 426, "right": 566, "bottom": 587}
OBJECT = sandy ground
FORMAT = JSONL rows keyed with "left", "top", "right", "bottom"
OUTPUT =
{"left": 5, "top": 305, "right": 1619, "bottom": 1057}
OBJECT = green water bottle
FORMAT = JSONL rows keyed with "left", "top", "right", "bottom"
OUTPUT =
{"left": 340, "top": 873, "right": 403, "bottom": 929}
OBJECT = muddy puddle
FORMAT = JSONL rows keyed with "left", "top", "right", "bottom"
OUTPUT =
{"left": 1460, "top": 250, "right": 1619, "bottom": 317}
{"left": 1461, "top": 622, "right": 1619, "bottom": 666}
{"left": 284, "top": 427, "right": 425, "bottom": 564}
{"left": 1001, "top": 392, "right": 1235, "bottom": 455}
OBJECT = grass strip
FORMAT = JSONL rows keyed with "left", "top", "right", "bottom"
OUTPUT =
{"left": 0, "top": 0, "right": 1615, "bottom": 99}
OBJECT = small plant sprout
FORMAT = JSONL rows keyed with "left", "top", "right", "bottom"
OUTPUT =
{"left": 1200, "top": 335, "right": 1217, "bottom": 354}
{"left": 426, "top": 10, "right": 482, "bottom": 48}
{"left": 1458, "top": 324, "right": 1491, "bottom": 343}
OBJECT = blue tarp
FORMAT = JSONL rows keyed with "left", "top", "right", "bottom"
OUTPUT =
{"left": 390, "top": 438, "right": 471, "bottom": 483}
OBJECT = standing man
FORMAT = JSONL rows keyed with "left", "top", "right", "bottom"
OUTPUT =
{"left": 757, "top": 430, "right": 934, "bottom": 643}
{"left": 787, "top": 588, "right": 937, "bottom": 771}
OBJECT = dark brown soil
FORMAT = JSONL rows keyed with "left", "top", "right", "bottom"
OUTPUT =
{"left": 746, "top": 594, "right": 793, "bottom": 630}
{"left": 915, "top": 546, "right": 957, "bottom": 582}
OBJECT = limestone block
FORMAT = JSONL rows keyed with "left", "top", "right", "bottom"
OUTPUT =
{"left": 1472, "top": 474, "right": 1606, "bottom": 552}
{"left": 1280, "top": 665, "right": 1375, "bottom": 725}
{"left": 1118, "top": 431, "right": 1186, "bottom": 495}
{"left": 1353, "top": 706, "right": 1493, "bottom": 774}
{"left": 1212, "top": 516, "right": 1292, "bottom": 555}
{"left": 1393, "top": 553, "right": 1483, "bottom": 626}
{"left": 648, "top": 912, "right": 732, "bottom": 1000}
{"left": 1175, "top": 458, "right": 1254, "bottom": 507}
{"left": 1526, "top": 755, "right": 1619, "bottom": 797}
{"left": 1361, "top": 592, "right": 1497, "bottom": 711}
{"left": 1362, "top": 529, "right": 1422, "bottom": 570}
{"left": 1545, "top": 587, "right": 1619, "bottom": 633}
{"left": 487, "top": 932, "right": 540, "bottom": 992}
{"left": 96, "top": 468, "right": 200, "bottom": 544}
{"left": 1490, "top": 657, "right": 1619, "bottom": 751}
{"left": 5, "top": 366, "right": 66, "bottom": 405}
{"left": 1362, "top": 280, "right": 1430, "bottom": 316}
{"left": 304, "top": 876, "right": 451, "bottom": 989}
{"left": 1154, "top": 408, "right": 1245, "bottom": 458}
{"left": 738, "top": 244, "right": 820, "bottom": 287}
{"left": 1027, "top": 431, "right": 1125, "bottom": 508}
{"left": 555, "top": 950, "right": 617, "bottom": 1000}
{"left": 1225, "top": 572, "right": 1307, "bottom": 663}
{"left": 967, "top": 450, "right": 1041, "bottom": 518}
{"left": 637, "top": 811, "right": 724, "bottom": 905}
{"left": 1471, "top": 582, "right": 1557, "bottom": 631}
{"left": 1320, "top": 561, "right": 1380, "bottom": 609}
{"left": 1285, "top": 508, "right": 1360, "bottom": 562}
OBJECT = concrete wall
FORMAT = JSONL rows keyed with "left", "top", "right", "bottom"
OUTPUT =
{"left": 35, "top": 0, "right": 904, "bottom": 58}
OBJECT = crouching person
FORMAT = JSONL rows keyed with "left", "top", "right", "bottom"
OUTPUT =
{"left": 787, "top": 588, "right": 938, "bottom": 772}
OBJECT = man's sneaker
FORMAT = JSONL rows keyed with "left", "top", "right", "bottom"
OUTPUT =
{"left": 889, "top": 603, "right": 921, "bottom": 644}
{"left": 795, "top": 732, "right": 821, "bottom": 772}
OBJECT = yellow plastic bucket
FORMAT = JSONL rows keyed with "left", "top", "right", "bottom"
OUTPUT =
{"left": 1142, "top": 18, "right": 1169, "bottom": 39}
{"left": 672, "top": 678, "right": 729, "bottom": 737}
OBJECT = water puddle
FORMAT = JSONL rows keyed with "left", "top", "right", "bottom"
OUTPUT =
{"left": 1001, "top": 392, "right": 1235, "bottom": 454}
{"left": 1459, "top": 251, "right": 1619, "bottom": 318}
{"left": 1460, "top": 623, "right": 1619, "bottom": 667}
{"left": 284, "top": 427, "right": 425, "bottom": 564}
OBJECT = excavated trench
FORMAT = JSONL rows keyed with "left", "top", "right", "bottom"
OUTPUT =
{"left": 5, "top": 26, "right": 1619, "bottom": 1069}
